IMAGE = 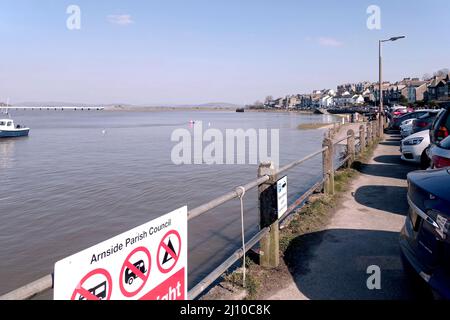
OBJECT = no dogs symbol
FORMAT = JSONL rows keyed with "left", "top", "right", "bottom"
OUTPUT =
{"left": 157, "top": 230, "right": 181, "bottom": 274}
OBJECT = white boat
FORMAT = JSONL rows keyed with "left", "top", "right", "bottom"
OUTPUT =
{"left": 0, "top": 119, "right": 30, "bottom": 138}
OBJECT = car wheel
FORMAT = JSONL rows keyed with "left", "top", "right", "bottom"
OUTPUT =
{"left": 128, "top": 277, "right": 134, "bottom": 285}
{"left": 420, "top": 150, "right": 431, "bottom": 170}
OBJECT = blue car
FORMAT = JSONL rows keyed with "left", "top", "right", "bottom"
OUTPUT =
{"left": 400, "top": 168, "right": 450, "bottom": 299}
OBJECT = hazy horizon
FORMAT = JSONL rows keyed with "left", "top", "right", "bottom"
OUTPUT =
{"left": 1, "top": 0, "right": 450, "bottom": 105}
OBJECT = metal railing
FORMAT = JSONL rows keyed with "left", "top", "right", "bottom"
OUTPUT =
{"left": 1, "top": 120, "right": 383, "bottom": 301}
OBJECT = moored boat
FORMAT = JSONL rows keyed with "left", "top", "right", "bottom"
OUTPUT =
{"left": 0, "top": 119, "right": 30, "bottom": 138}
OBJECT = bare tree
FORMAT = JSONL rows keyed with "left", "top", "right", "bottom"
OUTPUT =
{"left": 434, "top": 68, "right": 450, "bottom": 77}
{"left": 422, "top": 73, "right": 432, "bottom": 81}
{"left": 264, "top": 96, "right": 273, "bottom": 104}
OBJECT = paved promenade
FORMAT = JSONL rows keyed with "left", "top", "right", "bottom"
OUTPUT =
{"left": 267, "top": 133, "right": 433, "bottom": 300}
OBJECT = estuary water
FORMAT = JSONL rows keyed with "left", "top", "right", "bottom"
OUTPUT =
{"left": 0, "top": 110, "right": 335, "bottom": 297}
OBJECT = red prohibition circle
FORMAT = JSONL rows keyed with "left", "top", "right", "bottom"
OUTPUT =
{"left": 119, "top": 246, "right": 151, "bottom": 298}
{"left": 71, "top": 268, "right": 112, "bottom": 301}
{"left": 157, "top": 230, "right": 182, "bottom": 274}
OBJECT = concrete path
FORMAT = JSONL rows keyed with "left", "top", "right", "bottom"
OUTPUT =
{"left": 267, "top": 134, "right": 432, "bottom": 300}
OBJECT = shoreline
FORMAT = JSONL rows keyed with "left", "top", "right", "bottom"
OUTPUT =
{"left": 103, "top": 106, "right": 316, "bottom": 114}
{"left": 246, "top": 109, "right": 314, "bottom": 114}
{"left": 103, "top": 106, "right": 238, "bottom": 112}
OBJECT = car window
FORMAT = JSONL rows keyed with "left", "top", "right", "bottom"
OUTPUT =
{"left": 432, "top": 110, "right": 446, "bottom": 128}
{"left": 444, "top": 112, "right": 450, "bottom": 131}
{"left": 401, "top": 114, "right": 414, "bottom": 120}
{"left": 440, "top": 136, "right": 450, "bottom": 150}
{"left": 405, "top": 112, "right": 424, "bottom": 120}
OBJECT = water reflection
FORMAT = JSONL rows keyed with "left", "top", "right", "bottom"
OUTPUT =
{"left": 0, "top": 139, "right": 16, "bottom": 169}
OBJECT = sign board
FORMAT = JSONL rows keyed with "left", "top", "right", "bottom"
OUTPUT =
{"left": 277, "top": 176, "right": 288, "bottom": 219}
{"left": 54, "top": 206, "right": 187, "bottom": 300}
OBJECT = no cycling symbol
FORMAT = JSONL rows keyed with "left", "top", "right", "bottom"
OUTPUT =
{"left": 71, "top": 268, "right": 112, "bottom": 301}
{"left": 119, "top": 247, "right": 151, "bottom": 298}
{"left": 157, "top": 230, "right": 181, "bottom": 274}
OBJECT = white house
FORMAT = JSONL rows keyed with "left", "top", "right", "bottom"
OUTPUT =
{"left": 351, "top": 94, "right": 365, "bottom": 105}
{"left": 320, "top": 95, "right": 334, "bottom": 108}
{"left": 334, "top": 91, "right": 353, "bottom": 107}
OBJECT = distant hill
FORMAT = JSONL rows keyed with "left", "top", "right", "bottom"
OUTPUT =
{"left": 15, "top": 101, "right": 243, "bottom": 110}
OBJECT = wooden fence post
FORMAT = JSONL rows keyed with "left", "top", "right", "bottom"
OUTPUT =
{"left": 380, "top": 114, "right": 385, "bottom": 139}
{"left": 372, "top": 121, "right": 380, "bottom": 142}
{"left": 372, "top": 120, "right": 376, "bottom": 139}
{"left": 258, "top": 162, "right": 279, "bottom": 268}
{"left": 347, "top": 129, "right": 355, "bottom": 168}
{"left": 322, "top": 137, "right": 334, "bottom": 195}
{"left": 359, "top": 124, "right": 366, "bottom": 152}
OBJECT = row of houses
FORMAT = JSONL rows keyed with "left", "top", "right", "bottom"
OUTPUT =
{"left": 262, "top": 73, "right": 450, "bottom": 110}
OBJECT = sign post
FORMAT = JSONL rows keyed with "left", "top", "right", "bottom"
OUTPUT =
{"left": 277, "top": 176, "right": 288, "bottom": 219}
{"left": 54, "top": 206, "right": 187, "bottom": 300}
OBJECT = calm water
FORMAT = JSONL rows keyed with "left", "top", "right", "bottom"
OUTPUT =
{"left": 0, "top": 110, "right": 335, "bottom": 296}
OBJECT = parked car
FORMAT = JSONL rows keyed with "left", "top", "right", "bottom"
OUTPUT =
{"left": 400, "top": 130, "right": 431, "bottom": 169}
{"left": 400, "top": 168, "right": 450, "bottom": 299}
{"left": 391, "top": 106, "right": 408, "bottom": 117}
{"left": 389, "top": 110, "right": 435, "bottom": 131}
{"left": 401, "top": 118, "right": 418, "bottom": 138}
{"left": 430, "top": 107, "right": 450, "bottom": 145}
{"left": 411, "top": 110, "right": 442, "bottom": 135}
{"left": 429, "top": 135, "right": 450, "bottom": 169}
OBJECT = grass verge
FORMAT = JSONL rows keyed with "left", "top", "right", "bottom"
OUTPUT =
{"left": 207, "top": 138, "right": 380, "bottom": 300}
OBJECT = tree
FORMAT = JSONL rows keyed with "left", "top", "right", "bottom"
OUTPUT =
{"left": 428, "top": 100, "right": 438, "bottom": 109}
{"left": 251, "top": 100, "right": 264, "bottom": 109}
{"left": 422, "top": 73, "right": 432, "bottom": 81}
{"left": 264, "top": 96, "right": 273, "bottom": 104}
{"left": 399, "top": 95, "right": 408, "bottom": 105}
{"left": 434, "top": 68, "right": 450, "bottom": 77}
{"left": 415, "top": 100, "right": 426, "bottom": 108}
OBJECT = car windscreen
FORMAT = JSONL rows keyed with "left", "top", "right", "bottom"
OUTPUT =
{"left": 400, "top": 112, "right": 425, "bottom": 120}
{"left": 418, "top": 112, "right": 438, "bottom": 120}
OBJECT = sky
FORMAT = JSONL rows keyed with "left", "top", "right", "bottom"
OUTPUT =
{"left": 1, "top": 0, "right": 449, "bottom": 105}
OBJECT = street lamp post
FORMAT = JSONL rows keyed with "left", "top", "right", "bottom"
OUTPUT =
{"left": 378, "top": 36, "right": 406, "bottom": 137}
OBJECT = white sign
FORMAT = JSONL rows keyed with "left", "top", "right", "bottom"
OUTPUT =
{"left": 277, "top": 176, "right": 288, "bottom": 219}
{"left": 54, "top": 206, "right": 187, "bottom": 300}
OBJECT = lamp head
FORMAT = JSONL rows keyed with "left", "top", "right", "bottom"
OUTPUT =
{"left": 389, "top": 36, "right": 406, "bottom": 41}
